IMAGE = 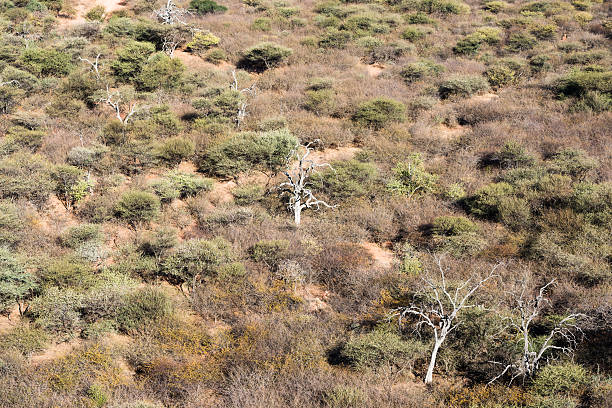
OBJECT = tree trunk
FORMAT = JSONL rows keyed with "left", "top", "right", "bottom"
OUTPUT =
{"left": 294, "top": 200, "right": 301, "bottom": 225}
{"left": 425, "top": 338, "right": 443, "bottom": 384}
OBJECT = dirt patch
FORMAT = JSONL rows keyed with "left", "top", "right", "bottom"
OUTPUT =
{"left": 357, "top": 62, "right": 385, "bottom": 78}
{"left": 0, "top": 305, "right": 21, "bottom": 334}
{"left": 174, "top": 50, "right": 235, "bottom": 71}
{"left": 297, "top": 284, "right": 332, "bottom": 313}
{"left": 470, "top": 92, "right": 499, "bottom": 103}
{"left": 30, "top": 338, "right": 83, "bottom": 365}
{"left": 292, "top": 146, "right": 361, "bottom": 171}
{"left": 436, "top": 124, "right": 467, "bottom": 141}
{"left": 361, "top": 242, "right": 395, "bottom": 270}
{"left": 57, "top": 0, "right": 127, "bottom": 28}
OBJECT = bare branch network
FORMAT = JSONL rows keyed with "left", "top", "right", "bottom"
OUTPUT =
{"left": 487, "top": 278, "right": 587, "bottom": 385}
{"left": 154, "top": 0, "right": 191, "bottom": 25}
{"left": 278, "top": 140, "right": 336, "bottom": 225}
{"left": 391, "top": 256, "right": 502, "bottom": 384}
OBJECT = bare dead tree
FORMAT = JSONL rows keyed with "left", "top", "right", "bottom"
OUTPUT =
{"left": 278, "top": 140, "right": 335, "bottom": 226}
{"left": 230, "top": 70, "right": 257, "bottom": 129}
{"left": 391, "top": 256, "right": 501, "bottom": 384}
{"left": 98, "top": 85, "right": 139, "bottom": 125}
{"left": 78, "top": 54, "right": 102, "bottom": 81}
{"left": 162, "top": 33, "right": 181, "bottom": 57}
{"left": 488, "top": 278, "right": 587, "bottom": 386}
{"left": 154, "top": 0, "right": 190, "bottom": 25}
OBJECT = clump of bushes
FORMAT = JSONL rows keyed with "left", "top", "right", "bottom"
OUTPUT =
{"left": 155, "top": 137, "right": 195, "bottom": 166}
{"left": 162, "top": 238, "right": 234, "bottom": 286}
{"left": 117, "top": 287, "right": 174, "bottom": 333}
{"left": 400, "top": 60, "right": 444, "bottom": 83}
{"left": 310, "top": 159, "right": 378, "bottom": 199}
{"left": 387, "top": 153, "right": 438, "bottom": 197}
{"left": 189, "top": 0, "right": 227, "bottom": 14}
{"left": 340, "top": 326, "right": 427, "bottom": 371}
{"left": 250, "top": 239, "right": 290, "bottom": 268}
{"left": 232, "top": 183, "right": 265, "bottom": 205}
{"left": 438, "top": 75, "right": 489, "bottom": 99}
{"left": 151, "top": 172, "right": 213, "bottom": 203}
{"left": 352, "top": 97, "right": 405, "bottom": 129}
{"left": 239, "top": 42, "right": 293, "bottom": 71}
{"left": 197, "top": 129, "right": 298, "bottom": 178}
{"left": 114, "top": 190, "right": 160, "bottom": 226}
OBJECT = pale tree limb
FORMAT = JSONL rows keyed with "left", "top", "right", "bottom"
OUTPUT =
{"left": 230, "top": 70, "right": 257, "bottom": 129}
{"left": 487, "top": 278, "right": 587, "bottom": 386}
{"left": 78, "top": 54, "right": 102, "bottom": 81}
{"left": 390, "top": 256, "right": 502, "bottom": 384}
{"left": 278, "top": 140, "right": 336, "bottom": 225}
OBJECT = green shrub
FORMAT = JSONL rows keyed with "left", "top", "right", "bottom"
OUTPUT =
{"left": 205, "top": 48, "right": 227, "bottom": 64}
{"left": 0, "top": 153, "right": 53, "bottom": 207}
{"left": 506, "top": 33, "right": 538, "bottom": 52}
{"left": 0, "top": 248, "right": 37, "bottom": 315}
{"left": 162, "top": 238, "right": 234, "bottom": 286}
{"left": 310, "top": 159, "right": 378, "bottom": 199}
{"left": 483, "top": 1, "right": 508, "bottom": 13}
{"left": 103, "top": 16, "right": 135, "bottom": 37}
{"left": 405, "top": 12, "right": 435, "bottom": 24}
{"left": 60, "top": 224, "right": 102, "bottom": 249}
{"left": 0, "top": 325, "right": 47, "bottom": 355}
{"left": 87, "top": 384, "right": 109, "bottom": 408}
{"left": 252, "top": 17, "right": 272, "bottom": 31}
{"left": 239, "top": 42, "right": 293, "bottom": 71}
{"left": 250, "top": 239, "right": 290, "bottom": 267}
{"left": 232, "top": 183, "right": 265, "bottom": 205}
{"left": 531, "top": 23, "right": 558, "bottom": 40}
{"left": 0, "top": 126, "right": 45, "bottom": 155}
{"left": 136, "top": 52, "right": 185, "bottom": 91}
{"left": 432, "top": 216, "right": 478, "bottom": 236}
{"left": 387, "top": 153, "right": 438, "bottom": 196}
{"left": 400, "top": 60, "right": 444, "bottom": 83}
{"left": 352, "top": 97, "right": 405, "bottom": 129}
{"left": 0, "top": 201, "right": 24, "bottom": 248}
{"left": 318, "top": 29, "right": 352, "bottom": 49}
{"left": 85, "top": 5, "right": 105, "bottom": 21}
{"left": 185, "top": 31, "right": 220, "bottom": 54}
{"left": 38, "top": 256, "right": 95, "bottom": 290}
{"left": 434, "top": 232, "right": 487, "bottom": 256}
{"left": 340, "top": 327, "right": 427, "bottom": 370}
{"left": 438, "top": 75, "right": 489, "bottom": 99}
{"left": 138, "top": 227, "right": 177, "bottom": 261}
{"left": 189, "top": 0, "right": 227, "bottom": 14}
{"left": 467, "top": 182, "right": 514, "bottom": 220}
{"left": 546, "top": 149, "right": 598, "bottom": 179}
{"left": 117, "top": 287, "right": 173, "bottom": 332}
{"left": 156, "top": 137, "right": 195, "bottom": 166}
{"left": 485, "top": 141, "right": 536, "bottom": 168}
{"left": 532, "top": 363, "right": 590, "bottom": 396}
{"left": 485, "top": 64, "right": 518, "bottom": 87}
{"left": 197, "top": 128, "right": 298, "bottom": 178}
{"left": 412, "top": 0, "right": 470, "bottom": 15}
{"left": 303, "top": 89, "right": 335, "bottom": 116}
{"left": 111, "top": 41, "right": 156, "bottom": 82}
{"left": 114, "top": 190, "right": 160, "bottom": 226}
{"left": 18, "top": 48, "right": 72, "bottom": 77}
{"left": 152, "top": 172, "right": 212, "bottom": 202}
{"left": 325, "top": 386, "right": 367, "bottom": 408}
{"left": 553, "top": 70, "right": 612, "bottom": 99}
{"left": 401, "top": 26, "right": 428, "bottom": 41}
{"left": 51, "top": 164, "right": 91, "bottom": 210}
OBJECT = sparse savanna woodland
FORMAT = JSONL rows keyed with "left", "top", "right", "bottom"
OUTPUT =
{"left": 0, "top": 0, "right": 611, "bottom": 405}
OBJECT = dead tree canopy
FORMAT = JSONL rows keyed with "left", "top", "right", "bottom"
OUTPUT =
{"left": 278, "top": 140, "right": 335, "bottom": 226}
{"left": 392, "top": 256, "right": 502, "bottom": 384}
{"left": 488, "top": 278, "right": 587, "bottom": 386}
